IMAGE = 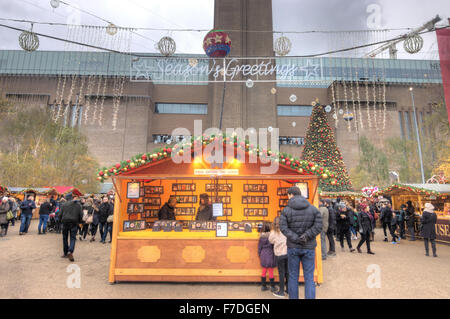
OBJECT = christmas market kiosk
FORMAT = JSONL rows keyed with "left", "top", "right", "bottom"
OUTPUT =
{"left": 101, "top": 137, "right": 338, "bottom": 284}
{"left": 377, "top": 183, "right": 450, "bottom": 244}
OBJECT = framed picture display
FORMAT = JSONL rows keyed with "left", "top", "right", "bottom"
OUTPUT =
{"left": 174, "top": 207, "right": 196, "bottom": 216}
{"left": 127, "top": 182, "right": 140, "bottom": 199}
{"left": 142, "top": 197, "right": 161, "bottom": 206}
{"left": 123, "top": 220, "right": 146, "bottom": 232}
{"left": 216, "top": 222, "right": 228, "bottom": 237}
{"left": 205, "top": 184, "right": 233, "bottom": 192}
{"left": 208, "top": 196, "right": 231, "bottom": 204}
{"left": 189, "top": 221, "right": 217, "bottom": 231}
{"left": 244, "top": 208, "right": 268, "bottom": 217}
{"left": 212, "top": 202, "right": 223, "bottom": 217}
{"left": 127, "top": 203, "right": 144, "bottom": 214}
{"left": 172, "top": 183, "right": 196, "bottom": 192}
{"left": 176, "top": 195, "right": 197, "bottom": 204}
{"left": 223, "top": 208, "right": 232, "bottom": 216}
{"left": 295, "top": 182, "right": 309, "bottom": 199}
{"left": 144, "top": 186, "right": 164, "bottom": 195}
{"left": 279, "top": 199, "right": 289, "bottom": 207}
{"left": 277, "top": 187, "right": 289, "bottom": 196}
{"left": 243, "top": 184, "right": 268, "bottom": 192}
{"left": 242, "top": 196, "right": 269, "bottom": 204}
{"left": 142, "top": 209, "right": 159, "bottom": 218}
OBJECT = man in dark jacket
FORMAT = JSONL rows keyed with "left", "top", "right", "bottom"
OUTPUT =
{"left": 380, "top": 202, "right": 393, "bottom": 242}
{"left": 158, "top": 197, "right": 177, "bottom": 220}
{"left": 325, "top": 199, "right": 336, "bottom": 257}
{"left": 280, "top": 187, "right": 322, "bottom": 300}
{"left": 336, "top": 203, "right": 355, "bottom": 252}
{"left": 38, "top": 197, "right": 52, "bottom": 234}
{"left": 19, "top": 195, "right": 36, "bottom": 235}
{"left": 405, "top": 201, "right": 416, "bottom": 241}
{"left": 98, "top": 196, "right": 113, "bottom": 244}
{"left": 60, "top": 193, "right": 83, "bottom": 262}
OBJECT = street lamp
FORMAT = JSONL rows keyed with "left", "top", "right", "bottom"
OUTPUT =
{"left": 409, "top": 87, "right": 425, "bottom": 184}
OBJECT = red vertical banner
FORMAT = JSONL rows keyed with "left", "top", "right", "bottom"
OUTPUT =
{"left": 436, "top": 19, "right": 450, "bottom": 128}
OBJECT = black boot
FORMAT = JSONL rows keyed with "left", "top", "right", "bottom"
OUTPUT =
{"left": 269, "top": 278, "right": 277, "bottom": 293}
{"left": 261, "top": 277, "right": 268, "bottom": 291}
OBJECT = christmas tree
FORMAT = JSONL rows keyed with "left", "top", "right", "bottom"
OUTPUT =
{"left": 301, "top": 100, "right": 353, "bottom": 191}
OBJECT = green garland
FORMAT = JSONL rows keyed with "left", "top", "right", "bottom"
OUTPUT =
{"left": 96, "top": 134, "right": 340, "bottom": 186}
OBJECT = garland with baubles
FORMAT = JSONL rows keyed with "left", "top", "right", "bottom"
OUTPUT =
{"left": 96, "top": 134, "right": 340, "bottom": 186}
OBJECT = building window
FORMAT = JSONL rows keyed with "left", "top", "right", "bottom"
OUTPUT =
{"left": 279, "top": 136, "right": 305, "bottom": 146}
{"left": 277, "top": 105, "right": 313, "bottom": 117}
{"left": 155, "top": 103, "right": 207, "bottom": 114}
{"left": 152, "top": 134, "right": 189, "bottom": 144}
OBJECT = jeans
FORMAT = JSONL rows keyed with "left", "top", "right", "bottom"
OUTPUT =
{"left": 390, "top": 224, "right": 398, "bottom": 242}
{"left": 62, "top": 223, "right": 78, "bottom": 255}
{"left": 99, "top": 222, "right": 107, "bottom": 242}
{"left": 357, "top": 230, "right": 371, "bottom": 252}
{"left": 38, "top": 215, "right": 49, "bottom": 233}
{"left": 424, "top": 238, "right": 437, "bottom": 255}
{"left": 90, "top": 223, "right": 98, "bottom": 237}
{"left": 326, "top": 229, "right": 336, "bottom": 253}
{"left": 107, "top": 223, "right": 113, "bottom": 241}
{"left": 338, "top": 229, "right": 353, "bottom": 249}
{"left": 398, "top": 221, "right": 405, "bottom": 238}
{"left": 320, "top": 231, "right": 327, "bottom": 259}
{"left": 276, "top": 255, "right": 289, "bottom": 293}
{"left": 382, "top": 222, "right": 389, "bottom": 239}
{"left": 408, "top": 225, "right": 416, "bottom": 240}
{"left": 19, "top": 213, "right": 33, "bottom": 233}
{"left": 287, "top": 247, "right": 316, "bottom": 299}
{"left": 349, "top": 226, "right": 357, "bottom": 237}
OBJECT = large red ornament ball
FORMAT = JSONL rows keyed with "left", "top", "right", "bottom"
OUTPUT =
{"left": 203, "top": 30, "right": 232, "bottom": 57}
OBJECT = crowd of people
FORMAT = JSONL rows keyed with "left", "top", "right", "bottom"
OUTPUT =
{"left": 254, "top": 188, "right": 439, "bottom": 300}
{"left": 0, "top": 193, "right": 115, "bottom": 262}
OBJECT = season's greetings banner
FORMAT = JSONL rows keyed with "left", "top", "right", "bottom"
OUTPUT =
{"left": 436, "top": 19, "right": 450, "bottom": 128}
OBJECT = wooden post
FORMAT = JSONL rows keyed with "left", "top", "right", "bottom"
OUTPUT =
{"left": 108, "top": 177, "right": 122, "bottom": 284}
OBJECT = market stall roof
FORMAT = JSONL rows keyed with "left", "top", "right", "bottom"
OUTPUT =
{"left": 47, "top": 186, "right": 83, "bottom": 196}
{"left": 7, "top": 187, "right": 54, "bottom": 194}
{"left": 377, "top": 183, "right": 450, "bottom": 196}
{"left": 320, "top": 191, "right": 364, "bottom": 197}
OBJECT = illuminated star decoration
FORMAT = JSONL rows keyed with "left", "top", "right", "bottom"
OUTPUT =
{"left": 300, "top": 59, "right": 320, "bottom": 79}
{"left": 214, "top": 34, "right": 223, "bottom": 43}
{"left": 132, "top": 59, "right": 151, "bottom": 80}
{"left": 205, "top": 37, "right": 213, "bottom": 46}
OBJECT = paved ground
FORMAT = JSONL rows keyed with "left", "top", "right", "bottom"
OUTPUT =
{"left": 1, "top": 220, "right": 449, "bottom": 299}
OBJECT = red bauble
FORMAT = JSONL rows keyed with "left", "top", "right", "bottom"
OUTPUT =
{"left": 203, "top": 30, "right": 231, "bottom": 57}
{"left": 115, "top": 164, "right": 121, "bottom": 169}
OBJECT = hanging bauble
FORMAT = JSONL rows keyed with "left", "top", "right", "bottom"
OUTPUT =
{"left": 268, "top": 126, "right": 273, "bottom": 132}
{"left": 292, "top": 122, "right": 297, "bottom": 127}
{"left": 246, "top": 79, "right": 254, "bottom": 88}
{"left": 203, "top": 29, "right": 231, "bottom": 58}
{"left": 19, "top": 26, "right": 39, "bottom": 52}
{"left": 289, "top": 94, "right": 297, "bottom": 103}
{"left": 106, "top": 23, "right": 118, "bottom": 36}
{"left": 332, "top": 114, "right": 338, "bottom": 120}
{"left": 338, "top": 109, "right": 344, "bottom": 115}
{"left": 274, "top": 36, "right": 292, "bottom": 56}
{"left": 343, "top": 112, "right": 354, "bottom": 121}
{"left": 188, "top": 58, "right": 198, "bottom": 67}
{"left": 157, "top": 36, "right": 176, "bottom": 56}
{"left": 50, "top": 0, "right": 60, "bottom": 8}
{"left": 270, "top": 88, "right": 277, "bottom": 95}
{"left": 325, "top": 105, "right": 332, "bottom": 113}
{"left": 403, "top": 34, "right": 423, "bottom": 54}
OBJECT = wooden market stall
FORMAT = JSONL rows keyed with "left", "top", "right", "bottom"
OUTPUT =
{"left": 377, "top": 183, "right": 450, "bottom": 244}
{"left": 106, "top": 147, "right": 328, "bottom": 284}
{"left": 319, "top": 191, "right": 364, "bottom": 209}
{"left": 8, "top": 187, "right": 56, "bottom": 219}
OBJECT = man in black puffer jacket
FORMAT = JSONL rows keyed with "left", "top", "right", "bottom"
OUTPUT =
{"left": 325, "top": 199, "right": 337, "bottom": 257}
{"left": 60, "top": 193, "right": 83, "bottom": 262}
{"left": 280, "top": 187, "right": 322, "bottom": 300}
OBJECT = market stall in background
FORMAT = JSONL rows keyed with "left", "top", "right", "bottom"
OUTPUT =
{"left": 102, "top": 138, "right": 336, "bottom": 284}
{"left": 377, "top": 183, "right": 450, "bottom": 244}
{"left": 319, "top": 191, "right": 364, "bottom": 209}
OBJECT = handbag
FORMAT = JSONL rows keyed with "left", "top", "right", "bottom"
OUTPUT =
{"left": 82, "top": 209, "right": 89, "bottom": 222}
{"left": 86, "top": 215, "right": 93, "bottom": 224}
{"left": 6, "top": 210, "right": 14, "bottom": 221}
{"left": 107, "top": 214, "right": 114, "bottom": 223}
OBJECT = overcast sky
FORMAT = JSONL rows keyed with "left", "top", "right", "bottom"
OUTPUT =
{"left": 0, "top": 0, "right": 449, "bottom": 59}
